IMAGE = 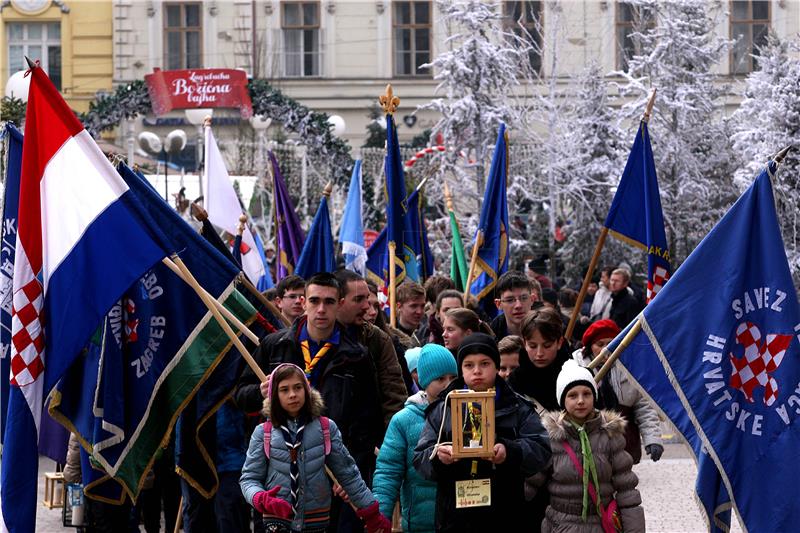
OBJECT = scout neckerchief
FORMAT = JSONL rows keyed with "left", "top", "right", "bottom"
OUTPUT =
{"left": 278, "top": 417, "right": 308, "bottom": 515}
{"left": 299, "top": 324, "right": 340, "bottom": 386}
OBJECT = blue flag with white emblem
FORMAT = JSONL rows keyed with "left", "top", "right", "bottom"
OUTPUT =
{"left": 609, "top": 160, "right": 800, "bottom": 532}
{"left": 295, "top": 189, "right": 335, "bottom": 279}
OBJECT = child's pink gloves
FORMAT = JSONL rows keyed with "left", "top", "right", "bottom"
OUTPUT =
{"left": 356, "top": 501, "right": 391, "bottom": 533}
{"left": 253, "top": 486, "right": 293, "bottom": 518}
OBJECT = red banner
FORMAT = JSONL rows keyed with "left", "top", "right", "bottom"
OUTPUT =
{"left": 144, "top": 68, "right": 253, "bottom": 118}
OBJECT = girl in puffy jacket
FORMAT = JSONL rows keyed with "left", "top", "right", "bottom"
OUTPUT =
{"left": 528, "top": 360, "right": 645, "bottom": 533}
{"left": 239, "top": 363, "right": 390, "bottom": 533}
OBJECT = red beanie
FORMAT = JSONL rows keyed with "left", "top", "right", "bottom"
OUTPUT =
{"left": 582, "top": 319, "right": 621, "bottom": 348}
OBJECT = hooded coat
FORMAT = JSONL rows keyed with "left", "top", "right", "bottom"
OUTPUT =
{"left": 529, "top": 410, "right": 645, "bottom": 533}
{"left": 239, "top": 387, "right": 375, "bottom": 532}
{"left": 372, "top": 391, "right": 437, "bottom": 533}
{"left": 413, "top": 378, "right": 551, "bottom": 533}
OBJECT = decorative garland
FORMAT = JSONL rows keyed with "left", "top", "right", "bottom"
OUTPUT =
{"left": 79, "top": 78, "right": 354, "bottom": 185}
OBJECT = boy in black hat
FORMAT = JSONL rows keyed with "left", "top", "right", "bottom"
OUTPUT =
{"left": 413, "top": 333, "right": 552, "bottom": 532}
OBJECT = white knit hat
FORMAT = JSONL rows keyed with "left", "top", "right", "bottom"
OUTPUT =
{"left": 555, "top": 360, "right": 598, "bottom": 409}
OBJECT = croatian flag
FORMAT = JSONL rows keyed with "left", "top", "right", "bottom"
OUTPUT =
{"left": 0, "top": 65, "right": 166, "bottom": 533}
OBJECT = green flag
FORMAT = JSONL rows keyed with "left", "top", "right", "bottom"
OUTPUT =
{"left": 449, "top": 209, "right": 468, "bottom": 292}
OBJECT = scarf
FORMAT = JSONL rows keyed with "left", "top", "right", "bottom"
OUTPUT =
{"left": 278, "top": 420, "right": 307, "bottom": 515}
{"left": 569, "top": 418, "right": 603, "bottom": 522}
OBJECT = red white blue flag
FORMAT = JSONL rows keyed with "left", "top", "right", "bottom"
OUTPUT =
{"left": 0, "top": 65, "right": 166, "bottom": 532}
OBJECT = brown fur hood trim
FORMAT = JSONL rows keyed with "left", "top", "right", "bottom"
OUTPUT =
{"left": 261, "top": 387, "right": 325, "bottom": 418}
{"left": 541, "top": 409, "right": 627, "bottom": 441}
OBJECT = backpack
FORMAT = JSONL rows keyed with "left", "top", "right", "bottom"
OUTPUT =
{"left": 262, "top": 417, "right": 331, "bottom": 459}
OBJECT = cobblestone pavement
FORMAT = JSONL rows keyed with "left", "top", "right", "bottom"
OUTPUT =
{"left": 16, "top": 448, "right": 747, "bottom": 532}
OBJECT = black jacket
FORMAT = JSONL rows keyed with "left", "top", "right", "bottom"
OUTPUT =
{"left": 610, "top": 289, "right": 642, "bottom": 329}
{"left": 413, "top": 378, "right": 551, "bottom": 532}
{"left": 234, "top": 318, "right": 383, "bottom": 480}
{"left": 507, "top": 345, "right": 571, "bottom": 412}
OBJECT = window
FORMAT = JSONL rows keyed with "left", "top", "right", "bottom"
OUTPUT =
{"left": 7, "top": 22, "right": 61, "bottom": 90}
{"left": 615, "top": 2, "right": 655, "bottom": 71}
{"left": 164, "top": 3, "right": 202, "bottom": 69}
{"left": 730, "top": 0, "right": 769, "bottom": 74}
{"left": 393, "top": 1, "right": 431, "bottom": 77}
{"left": 282, "top": 1, "right": 321, "bottom": 77}
{"left": 504, "top": 1, "right": 542, "bottom": 73}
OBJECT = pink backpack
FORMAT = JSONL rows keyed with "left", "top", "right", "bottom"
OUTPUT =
{"left": 262, "top": 417, "right": 332, "bottom": 459}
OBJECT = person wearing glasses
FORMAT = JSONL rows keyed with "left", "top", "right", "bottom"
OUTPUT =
{"left": 490, "top": 271, "right": 540, "bottom": 341}
{"left": 275, "top": 275, "right": 306, "bottom": 325}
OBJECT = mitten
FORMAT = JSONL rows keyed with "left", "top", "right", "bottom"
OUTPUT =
{"left": 645, "top": 443, "right": 664, "bottom": 462}
{"left": 253, "top": 486, "right": 293, "bottom": 518}
{"left": 356, "top": 501, "right": 391, "bottom": 533}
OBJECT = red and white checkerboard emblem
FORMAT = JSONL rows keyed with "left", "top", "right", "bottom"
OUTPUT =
{"left": 124, "top": 298, "right": 139, "bottom": 343}
{"left": 10, "top": 279, "right": 44, "bottom": 387}
{"left": 729, "top": 321, "right": 792, "bottom": 406}
{"left": 646, "top": 266, "right": 670, "bottom": 303}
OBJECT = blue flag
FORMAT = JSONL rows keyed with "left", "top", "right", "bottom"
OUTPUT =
{"left": 405, "top": 188, "right": 434, "bottom": 281}
{"left": 611, "top": 161, "right": 800, "bottom": 532}
{"left": 385, "top": 115, "right": 418, "bottom": 283}
{"left": 605, "top": 121, "right": 671, "bottom": 302}
{"left": 49, "top": 165, "right": 256, "bottom": 500}
{"left": 295, "top": 190, "right": 335, "bottom": 279}
{"left": 468, "top": 124, "right": 509, "bottom": 310}
{"left": 251, "top": 231, "right": 274, "bottom": 291}
{"left": 340, "top": 160, "right": 367, "bottom": 276}
{"left": 366, "top": 226, "right": 388, "bottom": 288}
{"left": 0, "top": 124, "right": 22, "bottom": 441}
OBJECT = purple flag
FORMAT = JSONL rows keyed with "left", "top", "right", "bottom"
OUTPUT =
{"left": 271, "top": 152, "right": 305, "bottom": 280}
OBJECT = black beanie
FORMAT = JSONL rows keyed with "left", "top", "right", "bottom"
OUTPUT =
{"left": 457, "top": 332, "right": 500, "bottom": 369}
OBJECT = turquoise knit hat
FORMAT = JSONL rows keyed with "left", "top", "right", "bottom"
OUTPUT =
{"left": 418, "top": 344, "right": 458, "bottom": 389}
{"left": 405, "top": 347, "right": 422, "bottom": 373}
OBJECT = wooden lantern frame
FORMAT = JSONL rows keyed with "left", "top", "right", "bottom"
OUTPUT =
{"left": 450, "top": 389, "right": 495, "bottom": 459}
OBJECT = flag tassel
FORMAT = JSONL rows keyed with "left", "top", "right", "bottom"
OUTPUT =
{"left": 169, "top": 255, "right": 267, "bottom": 382}
{"left": 565, "top": 227, "right": 609, "bottom": 341}
{"left": 161, "top": 257, "right": 260, "bottom": 344}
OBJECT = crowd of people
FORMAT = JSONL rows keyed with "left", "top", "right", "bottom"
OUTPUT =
{"left": 66, "top": 260, "right": 662, "bottom": 533}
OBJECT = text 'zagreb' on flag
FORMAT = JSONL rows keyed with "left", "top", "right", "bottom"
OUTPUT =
{"left": 1, "top": 64, "right": 169, "bottom": 533}
{"left": 604, "top": 120, "right": 671, "bottom": 302}
{"left": 608, "top": 158, "right": 800, "bottom": 532}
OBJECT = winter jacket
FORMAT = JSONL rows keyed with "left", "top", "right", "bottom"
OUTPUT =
{"left": 413, "top": 378, "right": 551, "bottom": 533}
{"left": 373, "top": 391, "right": 437, "bottom": 533}
{"left": 529, "top": 410, "right": 644, "bottom": 533}
{"left": 234, "top": 318, "right": 384, "bottom": 483}
{"left": 64, "top": 433, "right": 82, "bottom": 484}
{"left": 589, "top": 286, "right": 612, "bottom": 322}
{"left": 240, "top": 389, "right": 375, "bottom": 532}
{"left": 609, "top": 289, "right": 641, "bottom": 330}
{"left": 350, "top": 322, "right": 408, "bottom": 428}
{"left": 572, "top": 351, "right": 662, "bottom": 451}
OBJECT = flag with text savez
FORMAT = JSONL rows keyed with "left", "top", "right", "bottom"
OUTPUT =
{"left": 610, "top": 161, "right": 800, "bottom": 532}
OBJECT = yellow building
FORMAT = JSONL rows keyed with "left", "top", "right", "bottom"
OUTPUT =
{"left": 1, "top": 0, "right": 112, "bottom": 113}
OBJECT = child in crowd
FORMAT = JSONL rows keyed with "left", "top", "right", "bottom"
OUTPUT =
{"left": 405, "top": 346, "right": 422, "bottom": 393}
{"left": 240, "top": 363, "right": 390, "bottom": 533}
{"left": 530, "top": 360, "right": 644, "bottom": 532}
{"left": 573, "top": 319, "right": 664, "bottom": 463}
{"left": 441, "top": 308, "right": 494, "bottom": 354}
{"left": 413, "top": 333, "right": 551, "bottom": 532}
{"left": 373, "top": 344, "right": 458, "bottom": 533}
{"left": 498, "top": 335, "right": 522, "bottom": 380}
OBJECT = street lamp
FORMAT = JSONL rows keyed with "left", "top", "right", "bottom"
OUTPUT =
{"left": 138, "top": 129, "right": 187, "bottom": 201}
{"left": 327, "top": 114, "right": 346, "bottom": 137}
{"left": 185, "top": 108, "right": 214, "bottom": 174}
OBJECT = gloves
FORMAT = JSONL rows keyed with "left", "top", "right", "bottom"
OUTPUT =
{"left": 253, "top": 486, "right": 293, "bottom": 519}
{"left": 645, "top": 443, "right": 664, "bottom": 462}
{"left": 356, "top": 501, "right": 392, "bottom": 533}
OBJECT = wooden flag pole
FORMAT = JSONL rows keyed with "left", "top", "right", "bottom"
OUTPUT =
{"left": 161, "top": 257, "right": 260, "bottom": 345}
{"left": 463, "top": 230, "right": 483, "bottom": 302}
{"left": 565, "top": 227, "right": 608, "bottom": 341}
{"left": 594, "top": 318, "right": 642, "bottom": 383}
{"left": 388, "top": 242, "right": 398, "bottom": 328}
{"left": 565, "top": 88, "right": 658, "bottom": 342}
{"left": 169, "top": 255, "right": 267, "bottom": 382}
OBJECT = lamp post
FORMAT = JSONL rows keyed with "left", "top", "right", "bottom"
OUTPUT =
{"left": 138, "top": 129, "right": 187, "bottom": 201}
{"left": 4, "top": 70, "right": 31, "bottom": 128}
{"left": 185, "top": 108, "right": 214, "bottom": 196}
{"left": 249, "top": 115, "right": 272, "bottom": 242}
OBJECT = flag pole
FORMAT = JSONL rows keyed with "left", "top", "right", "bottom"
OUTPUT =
{"left": 389, "top": 242, "right": 398, "bottom": 328}
{"left": 191, "top": 202, "right": 291, "bottom": 327}
{"left": 594, "top": 317, "right": 642, "bottom": 383}
{"left": 168, "top": 254, "right": 268, "bottom": 382}
{"left": 565, "top": 88, "right": 657, "bottom": 342}
{"left": 463, "top": 230, "right": 483, "bottom": 301}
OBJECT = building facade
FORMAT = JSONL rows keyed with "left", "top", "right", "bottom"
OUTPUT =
{"left": 1, "top": 0, "right": 113, "bottom": 113}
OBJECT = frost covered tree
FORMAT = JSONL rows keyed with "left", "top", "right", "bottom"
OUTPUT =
{"left": 730, "top": 36, "right": 800, "bottom": 277}
{"left": 420, "top": 0, "right": 531, "bottom": 194}
{"left": 616, "top": 0, "right": 737, "bottom": 265}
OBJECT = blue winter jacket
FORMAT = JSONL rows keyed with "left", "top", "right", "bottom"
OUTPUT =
{"left": 240, "top": 412, "right": 375, "bottom": 532}
{"left": 372, "top": 391, "right": 436, "bottom": 533}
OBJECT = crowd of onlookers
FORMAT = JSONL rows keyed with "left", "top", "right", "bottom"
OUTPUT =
{"left": 66, "top": 259, "right": 658, "bottom": 533}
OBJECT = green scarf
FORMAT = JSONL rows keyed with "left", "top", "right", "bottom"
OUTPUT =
{"left": 569, "top": 418, "right": 603, "bottom": 522}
